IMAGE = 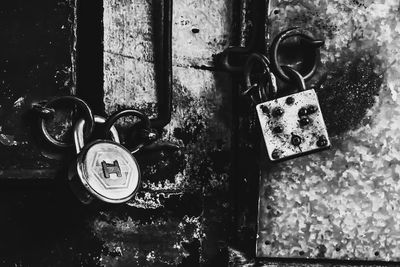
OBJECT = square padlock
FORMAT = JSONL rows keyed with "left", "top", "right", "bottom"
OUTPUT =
{"left": 256, "top": 89, "right": 330, "bottom": 162}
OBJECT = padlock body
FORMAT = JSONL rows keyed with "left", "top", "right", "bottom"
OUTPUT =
{"left": 256, "top": 89, "right": 330, "bottom": 161}
{"left": 68, "top": 139, "right": 141, "bottom": 204}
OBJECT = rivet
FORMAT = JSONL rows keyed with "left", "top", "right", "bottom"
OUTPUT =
{"left": 316, "top": 135, "right": 328, "bottom": 147}
{"left": 260, "top": 105, "right": 269, "bottom": 114}
{"left": 272, "top": 107, "right": 284, "bottom": 117}
{"left": 291, "top": 135, "right": 302, "bottom": 146}
{"left": 285, "top": 96, "right": 295, "bottom": 105}
{"left": 272, "top": 125, "right": 283, "bottom": 134}
{"left": 299, "top": 117, "right": 312, "bottom": 126}
{"left": 298, "top": 107, "right": 308, "bottom": 117}
{"left": 271, "top": 149, "right": 281, "bottom": 159}
{"left": 307, "top": 105, "right": 318, "bottom": 114}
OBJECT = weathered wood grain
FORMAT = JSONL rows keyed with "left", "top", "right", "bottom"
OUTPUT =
{"left": 103, "top": 0, "right": 233, "bottom": 114}
{"left": 101, "top": 0, "right": 234, "bottom": 265}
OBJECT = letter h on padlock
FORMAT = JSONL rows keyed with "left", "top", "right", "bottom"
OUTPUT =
{"left": 244, "top": 54, "right": 330, "bottom": 162}
{"left": 68, "top": 115, "right": 141, "bottom": 204}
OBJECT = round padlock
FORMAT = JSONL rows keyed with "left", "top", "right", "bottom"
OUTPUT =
{"left": 68, "top": 115, "right": 141, "bottom": 204}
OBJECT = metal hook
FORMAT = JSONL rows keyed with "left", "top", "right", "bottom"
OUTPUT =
{"left": 270, "top": 27, "right": 324, "bottom": 82}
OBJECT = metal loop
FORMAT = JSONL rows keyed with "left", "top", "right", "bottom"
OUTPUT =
{"left": 221, "top": 47, "right": 250, "bottom": 73}
{"left": 281, "top": 65, "right": 306, "bottom": 92}
{"left": 40, "top": 96, "right": 95, "bottom": 148}
{"left": 74, "top": 115, "right": 120, "bottom": 154}
{"left": 270, "top": 27, "right": 323, "bottom": 82}
{"left": 103, "top": 109, "right": 152, "bottom": 154}
{"left": 104, "top": 109, "right": 151, "bottom": 134}
{"left": 220, "top": 0, "right": 265, "bottom": 73}
{"left": 243, "top": 53, "right": 278, "bottom": 104}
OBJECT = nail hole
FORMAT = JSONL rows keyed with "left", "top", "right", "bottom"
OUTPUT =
{"left": 191, "top": 28, "right": 200, "bottom": 33}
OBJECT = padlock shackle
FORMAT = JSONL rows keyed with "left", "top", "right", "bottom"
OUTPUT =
{"left": 40, "top": 96, "right": 95, "bottom": 149}
{"left": 281, "top": 65, "right": 306, "bottom": 92}
{"left": 103, "top": 109, "right": 152, "bottom": 154}
{"left": 243, "top": 53, "right": 278, "bottom": 103}
{"left": 103, "top": 109, "right": 151, "bottom": 134}
{"left": 74, "top": 115, "right": 120, "bottom": 154}
{"left": 270, "top": 27, "right": 323, "bottom": 82}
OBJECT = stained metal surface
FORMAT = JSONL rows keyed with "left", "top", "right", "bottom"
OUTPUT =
{"left": 257, "top": 0, "right": 400, "bottom": 261}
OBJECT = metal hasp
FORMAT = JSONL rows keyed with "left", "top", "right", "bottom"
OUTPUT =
{"left": 269, "top": 27, "right": 324, "bottom": 82}
{"left": 219, "top": 0, "right": 267, "bottom": 72}
{"left": 151, "top": 0, "right": 173, "bottom": 130}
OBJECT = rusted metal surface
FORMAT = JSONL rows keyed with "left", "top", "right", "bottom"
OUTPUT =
{"left": 257, "top": 0, "right": 400, "bottom": 261}
{"left": 256, "top": 89, "right": 330, "bottom": 162}
{"left": 0, "top": 0, "right": 75, "bottom": 179}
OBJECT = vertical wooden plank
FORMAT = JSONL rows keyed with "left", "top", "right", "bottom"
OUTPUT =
{"left": 104, "top": 0, "right": 157, "bottom": 114}
{"left": 101, "top": 0, "right": 235, "bottom": 264}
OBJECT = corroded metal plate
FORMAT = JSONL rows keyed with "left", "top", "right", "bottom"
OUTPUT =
{"left": 256, "top": 89, "right": 330, "bottom": 162}
{"left": 257, "top": 0, "right": 400, "bottom": 262}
